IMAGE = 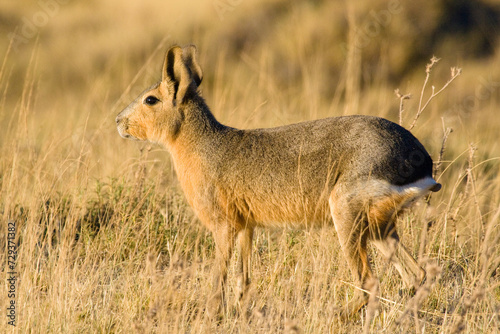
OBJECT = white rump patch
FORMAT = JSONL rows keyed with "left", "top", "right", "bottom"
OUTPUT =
{"left": 359, "top": 177, "right": 440, "bottom": 198}
{"left": 390, "top": 177, "right": 440, "bottom": 197}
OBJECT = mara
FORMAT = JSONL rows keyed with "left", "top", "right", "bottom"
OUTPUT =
{"left": 116, "top": 44, "right": 441, "bottom": 318}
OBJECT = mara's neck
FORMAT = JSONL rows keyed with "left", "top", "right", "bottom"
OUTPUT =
{"left": 185, "top": 94, "right": 227, "bottom": 136}
{"left": 163, "top": 95, "right": 231, "bottom": 161}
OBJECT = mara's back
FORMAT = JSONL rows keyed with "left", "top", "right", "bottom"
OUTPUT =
{"left": 209, "top": 115, "right": 433, "bottom": 227}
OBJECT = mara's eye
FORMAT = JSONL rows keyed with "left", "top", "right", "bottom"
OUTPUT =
{"left": 144, "top": 96, "right": 159, "bottom": 106}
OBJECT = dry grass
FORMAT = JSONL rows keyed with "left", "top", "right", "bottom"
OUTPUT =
{"left": 1, "top": 0, "right": 500, "bottom": 333}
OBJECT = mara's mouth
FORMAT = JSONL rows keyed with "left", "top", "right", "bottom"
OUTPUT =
{"left": 117, "top": 124, "right": 134, "bottom": 140}
{"left": 117, "top": 126, "right": 144, "bottom": 141}
{"left": 119, "top": 132, "right": 133, "bottom": 140}
{"left": 116, "top": 116, "right": 148, "bottom": 141}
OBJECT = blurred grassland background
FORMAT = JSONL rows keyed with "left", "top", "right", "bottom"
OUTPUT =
{"left": 0, "top": 0, "right": 500, "bottom": 333}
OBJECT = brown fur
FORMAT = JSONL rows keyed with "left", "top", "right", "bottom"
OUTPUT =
{"left": 116, "top": 45, "right": 441, "bottom": 318}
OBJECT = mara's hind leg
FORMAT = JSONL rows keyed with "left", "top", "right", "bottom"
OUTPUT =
{"left": 368, "top": 198, "right": 426, "bottom": 289}
{"left": 370, "top": 225, "right": 426, "bottom": 289}
{"left": 237, "top": 227, "right": 254, "bottom": 302}
{"left": 329, "top": 188, "right": 374, "bottom": 318}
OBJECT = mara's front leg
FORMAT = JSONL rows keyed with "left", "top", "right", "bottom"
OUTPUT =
{"left": 237, "top": 227, "right": 254, "bottom": 305}
{"left": 207, "top": 223, "right": 238, "bottom": 318}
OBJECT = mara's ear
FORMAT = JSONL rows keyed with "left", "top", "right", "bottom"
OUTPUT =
{"left": 161, "top": 45, "right": 194, "bottom": 103}
{"left": 182, "top": 44, "right": 203, "bottom": 87}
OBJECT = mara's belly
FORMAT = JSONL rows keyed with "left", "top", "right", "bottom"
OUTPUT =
{"left": 236, "top": 193, "right": 332, "bottom": 229}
